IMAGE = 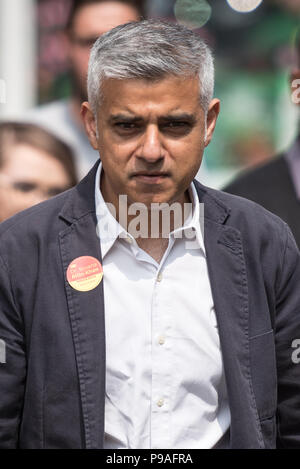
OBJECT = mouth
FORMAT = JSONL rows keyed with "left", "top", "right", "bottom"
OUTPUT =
{"left": 131, "top": 172, "right": 170, "bottom": 184}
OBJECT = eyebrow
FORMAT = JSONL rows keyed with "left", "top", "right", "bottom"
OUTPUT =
{"left": 159, "top": 113, "right": 197, "bottom": 123}
{"left": 109, "top": 114, "right": 142, "bottom": 123}
{"left": 109, "top": 113, "right": 197, "bottom": 123}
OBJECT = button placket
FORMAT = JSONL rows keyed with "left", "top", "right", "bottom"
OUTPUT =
{"left": 158, "top": 336, "right": 165, "bottom": 345}
{"left": 151, "top": 269, "right": 171, "bottom": 449}
{"left": 156, "top": 272, "right": 163, "bottom": 283}
{"left": 125, "top": 236, "right": 133, "bottom": 244}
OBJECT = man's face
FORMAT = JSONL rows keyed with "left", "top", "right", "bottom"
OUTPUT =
{"left": 0, "top": 144, "right": 72, "bottom": 221}
{"left": 68, "top": 1, "right": 140, "bottom": 101}
{"left": 82, "top": 75, "right": 220, "bottom": 207}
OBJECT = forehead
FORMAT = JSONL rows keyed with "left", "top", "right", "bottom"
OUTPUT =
{"left": 100, "top": 76, "right": 202, "bottom": 116}
{"left": 73, "top": 2, "right": 140, "bottom": 36}
{"left": 1, "top": 144, "right": 68, "bottom": 183}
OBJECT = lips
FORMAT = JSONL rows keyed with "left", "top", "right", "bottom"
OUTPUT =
{"left": 131, "top": 172, "right": 170, "bottom": 184}
{"left": 131, "top": 172, "right": 169, "bottom": 177}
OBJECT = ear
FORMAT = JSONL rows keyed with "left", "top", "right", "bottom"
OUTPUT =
{"left": 81, "top": 102, "right": 99, "bottom": 150}
{"left": 204, "top": 98, "right": 220, "bottom": 147}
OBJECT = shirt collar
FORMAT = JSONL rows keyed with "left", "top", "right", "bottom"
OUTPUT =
{"left": 95, "top": 163, "right": 127, "bottom": 258}
{"left": 167, "top": 182, "right": 205, "bottom": 253}
{"left": 95, "top": 163, "right": 205, "bottom": 258}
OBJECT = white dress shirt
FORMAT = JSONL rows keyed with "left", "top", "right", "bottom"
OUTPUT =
{"left": 95, "top": 164, "right": 230, "bottom": 449}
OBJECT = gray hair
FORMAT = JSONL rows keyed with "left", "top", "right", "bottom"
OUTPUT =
{"left": 87, "top": 20, "right": 215, "bottom": 115}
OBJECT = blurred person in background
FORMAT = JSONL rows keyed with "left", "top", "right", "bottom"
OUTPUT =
{"left": 0, "top": 122, "right": 77, "bottom": 222}
{"left": 224, "top": 29, "right": 300, "bottom": 248}
{"left": 193, "top": 0, "right": 299, "bottom": 188}
{"left": 24, "top": 0, "right": 144, "bottom": 177}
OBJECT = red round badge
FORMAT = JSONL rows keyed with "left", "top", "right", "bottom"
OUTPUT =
{"left": 66, "top": 256, "right": 103, "bottom": 292}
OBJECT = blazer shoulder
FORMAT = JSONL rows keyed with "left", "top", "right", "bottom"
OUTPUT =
{"left": 202, "top": 185, "right": 298, "bottom": 267}
{"left": 198, "top": 181, "right": 290, "bottom": 236}
{"left": 224, "top": 155, "right": 288, "bottom": 195}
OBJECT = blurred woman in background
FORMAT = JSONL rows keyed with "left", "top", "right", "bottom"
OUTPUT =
{"left": 0, "top": 122, "right": 77, "bottom": 222}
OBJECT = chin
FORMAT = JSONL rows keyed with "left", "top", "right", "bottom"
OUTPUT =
{"left": 133, "top": 193, "right": 174, "bottom": 208}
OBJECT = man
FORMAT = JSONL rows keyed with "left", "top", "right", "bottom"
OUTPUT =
{"left": 0, "top": 20, "right": 300, "bottom": 449}
{"left": 24, "top": 0, "right": 144, "bottom": 177}
{"left": 224, "top": 30, "right": 300, "bottom": 248}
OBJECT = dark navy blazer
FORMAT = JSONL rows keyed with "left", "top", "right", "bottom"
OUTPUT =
{"left": 0, "top": 161, "right": 300, "bottom": 449}
{"left": 224, "top": 151, "right": 300, "bottom": 249}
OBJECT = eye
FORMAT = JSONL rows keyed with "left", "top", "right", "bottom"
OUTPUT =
{"left": 73, "top": 36, "right": 98, "bottom": 48}
{"left": 169, "top": 122, "right": 184, "bottom": 126}
{"left": 166, "top": 121, "right": 188, "bottom": 128}
{"left": 116, "top": 123, "right": 137, "bottom": 130}
{"left": 12, "top": 182, "right": 36, "bottom": 193}
{"left": 161, "top": 121, "right": 191, "bottom": 135}
{"left": 114, "top": 122, "right": 142, "bottom": 136}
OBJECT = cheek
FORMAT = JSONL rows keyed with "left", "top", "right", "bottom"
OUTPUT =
{"left": 99, "top": 136, "right": 134, "bottom": 165}
{"left": 170, "top": 138, "right": 204, "bottom": 164}
{"left": 168, "top": 140, "right": 204, "bottom": 182}
{"left": 99, "top": 148, "right": 128, "bottom": 182}
{"left": 0, "top": 188, "right": 11, "bottom": 206}
{"left": 0, "top": 190, "right": 27, "bottom": 219}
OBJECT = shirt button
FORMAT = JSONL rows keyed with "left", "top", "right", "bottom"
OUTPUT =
{"left": 156, "top": 272, "right": 163, "bottom": 282}
{"left": 158, "top": 336, "right": 165, "bottom": 345}
{"left": 125, "top": 236, "right": 133, "bottom": 244}
{"left": 157, "top": 398, "right": 164, "bottom": 407}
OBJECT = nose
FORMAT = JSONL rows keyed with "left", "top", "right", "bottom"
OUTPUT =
{"left": 137, "top": 124, "right": 164, "bottom": 163}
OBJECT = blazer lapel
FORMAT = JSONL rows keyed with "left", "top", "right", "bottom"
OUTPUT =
{"left": 58, "top": 162, "right": 106, "bottom": 449}
{"left": 194, "top": 181, "right": 265, "bottom": 449}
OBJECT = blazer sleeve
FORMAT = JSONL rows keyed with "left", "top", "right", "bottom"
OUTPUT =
{"left": 0, "top": 254, "right": 26, "bottom": 448}
{"left": 275, "top": 224, "right": 300, "bottom": 448}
